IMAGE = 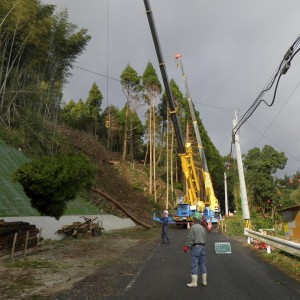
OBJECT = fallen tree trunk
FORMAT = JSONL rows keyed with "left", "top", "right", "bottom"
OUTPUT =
{"left": 91, "top": 187, "right": 152, "bottom": 229}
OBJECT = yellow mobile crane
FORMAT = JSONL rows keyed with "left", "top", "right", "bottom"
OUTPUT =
{"left": 144, "top": 0, "right": 218, "bottom": 225}
{"left": 175, "top": 54, "right": 220, "bottom": 222}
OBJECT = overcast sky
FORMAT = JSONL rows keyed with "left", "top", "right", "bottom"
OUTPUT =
{"left": 42, "top": 0, "right": 300, "bottom": 177}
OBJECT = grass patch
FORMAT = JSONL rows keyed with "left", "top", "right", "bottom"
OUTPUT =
{"left": 0, "top": 272, "right": 39, "bottom": 299}
{"left": 92, "top": 258, "right": 117, "bottom": 266}
{"left": 103, "top": 226, "right": 161, "bottom": 240}
{"left": 261, "top": 251, "right": 300, "bottom": 282}
{"left": 223, "top": 213, "right": 244, "bottom": 236}
{"left": 4, "top": 257, "right": 63, "bottom": 269}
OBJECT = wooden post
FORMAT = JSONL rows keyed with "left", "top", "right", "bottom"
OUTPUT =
{"left": 90, "top": 219, "right": 92, "bottom": 239}
{"left": 34, "top": 228, "right": 42, "bottom": 254}
{"left": 11, "top": 232, "right": 18, "bottom": 258}
{"left": 24, "top": 231, "right": 29, "bottom": 256}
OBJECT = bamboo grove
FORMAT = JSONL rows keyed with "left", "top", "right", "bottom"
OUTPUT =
{"left": 0, "top": 0, "right": 90, "bottom": 153}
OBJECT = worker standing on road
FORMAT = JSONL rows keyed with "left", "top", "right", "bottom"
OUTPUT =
{"left": 183, "top": 212, "right": 208, "bottom": 287}
{"left": 161, "top": 210, "right": 170, "bottom": 244}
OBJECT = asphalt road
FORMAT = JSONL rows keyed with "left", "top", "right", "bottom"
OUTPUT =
{"left": 105, "top": 226, "right": 300, "bottom": 300}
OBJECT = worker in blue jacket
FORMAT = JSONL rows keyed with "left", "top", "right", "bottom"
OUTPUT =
{"left": 161, "top": 210, "right": 170, "bottom": 244}
{"left": 183, "top": 211, "right": 208, "bottom": 287}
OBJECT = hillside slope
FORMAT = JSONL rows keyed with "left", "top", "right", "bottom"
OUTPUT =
{"left": 57, "top": 125, "right": 161, "bottom": 224}
{"left": 0, "top": 126, "right": 161, "bottom": 224}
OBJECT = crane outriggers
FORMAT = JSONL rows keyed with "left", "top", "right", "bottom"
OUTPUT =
{"left": 144, "top": 0, "right": 220, "bottom": 226}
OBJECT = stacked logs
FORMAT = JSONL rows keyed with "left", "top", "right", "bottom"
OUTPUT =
{"left": 0, "top": 220, "right": 40, "bottom": 256}
{"left": 56, "top": 217, "right": 103, "bottom": 238}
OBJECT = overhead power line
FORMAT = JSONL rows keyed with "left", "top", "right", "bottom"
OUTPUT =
{"left": 232, "top": 33, "right": 300, "bottom": 143}
{"left": 246, "top": 121, "right": 300, "bottom": 162}
{"left": 193, "top": 100, "right": 234, "bottom": 112}
{"left": 254, "top": 79, "right": 300, "bottom": 146}
{"left": 73, "top": 65, "right": 120, "bottom": 82}
{"left": 73, "top": 66, "right": 234, "bottom": 112}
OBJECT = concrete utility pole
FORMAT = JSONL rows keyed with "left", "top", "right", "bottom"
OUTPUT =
{"left": 232, "top": 111, "right": 251, "bottom": 228}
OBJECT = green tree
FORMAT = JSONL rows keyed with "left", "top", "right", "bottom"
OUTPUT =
{"left": 119, "top": 106, "right": 144, "bottom": 160}
{"left": 161, "top": 80, "right": 185, "bottom": 192}
{"left": 243, "top": 145, "right": 288, "bottom": 220}
{"left": 85, "top": 82, "right": 103, "bottom": 137}
{"left": 62, "top": 98, "right": 90, "bottom": 130}
{"left": 13, "top": 153, "right": 96, "bottom": 219}
{"left": 289, "top": 186, "right": 300, "bottom": 206}
{"left": 120, "top": 64, "right": 141, "bottom": 160}
{"left": 275, "top": 171, "right": 300, "bottom": 209}
{"left": 100, "top": 105, "right": 122, "bottom": 152}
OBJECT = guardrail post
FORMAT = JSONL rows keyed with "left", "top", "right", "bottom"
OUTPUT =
{"left": 259, "top": 229, "right": 272, "bottom": 254}
{"left": 247, "top": 236, "right": 251, "bottom": 244}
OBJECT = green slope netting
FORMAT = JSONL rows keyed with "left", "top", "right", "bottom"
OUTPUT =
{"left": 0, "top": 140, "right": 102, "bottom": 217}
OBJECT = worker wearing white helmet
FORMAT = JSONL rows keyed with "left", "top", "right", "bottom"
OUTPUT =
{"left": 161, "top": 210, "right": 170, "bottom": 244}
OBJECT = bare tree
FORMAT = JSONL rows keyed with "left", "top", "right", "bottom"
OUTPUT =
{"left": 142, "top": 62, "right": 162, "bottom": 199}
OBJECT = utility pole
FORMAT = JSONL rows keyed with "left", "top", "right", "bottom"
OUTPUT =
{"left": 232, "top": 111, "right": 251, "bottom": 228}
{"left": 224, "top": 171, "right": 228, "bottom": 216}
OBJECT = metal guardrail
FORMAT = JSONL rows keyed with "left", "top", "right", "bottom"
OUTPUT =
{"left": 244, "top": 228, "right": 300, "bottom": 258}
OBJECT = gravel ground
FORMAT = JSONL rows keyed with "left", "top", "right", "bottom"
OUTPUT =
{"left": 0, "top": 227, "right": 161, "bottom": 300}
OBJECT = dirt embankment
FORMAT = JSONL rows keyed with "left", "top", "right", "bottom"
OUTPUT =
{"left": 58, "top": 125, "right": 166, "bottom": 225}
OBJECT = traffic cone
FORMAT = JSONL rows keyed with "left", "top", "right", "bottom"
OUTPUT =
{"left": 187, "top": 222, "right": 190, "bottom": 229}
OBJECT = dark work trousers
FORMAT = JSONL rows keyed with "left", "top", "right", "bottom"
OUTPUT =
{"left": 190, "top": 245, "right": 207, "bottom": 275}
{"left": 161, "top": 223, "right": 169, "bottom": 243}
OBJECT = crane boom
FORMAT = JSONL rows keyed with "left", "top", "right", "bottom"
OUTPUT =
{"left": 175, "top": 54, "right": 207, "bottom": 170}
{"left": 175, "top": 54, "right": 220, "bottom": 217}
{"left": 144, "top": 0, "right": 219, "bottom": 224}
{"left": 143, "top": 0, "right": 200, "bottom": 196}
{"left": 143, "top": 0, "right": 185, "bottom": 154}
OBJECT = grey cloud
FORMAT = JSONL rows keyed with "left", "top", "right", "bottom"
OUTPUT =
{"left": 43, "top": 0, "right": 300, "bottom": 176}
